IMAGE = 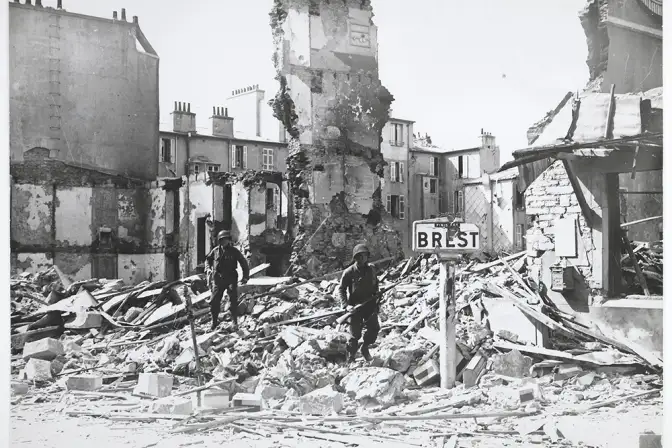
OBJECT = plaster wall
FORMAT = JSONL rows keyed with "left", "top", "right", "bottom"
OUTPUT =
{"left": 9, "top": 4, "right": 159, "bottom": 180}
{"left": 250, "top": 186, "right": 267, "bottom": 237}
{"left": 12, "top": 252, "right": 53, "bottom": 274}
{"left": 231, "top": 182, "right": 250, "bottom": 243}
{"left": 55, "top": 187, "right": 93, "bottom": 246}
{"left": 118, "top": 254, "right": 165, "bottom": 284}
{"left": 11, "top": 183, "right": 53, "bottom": 247}
{"left": 148, "top": 187, "right": 166, "bottom": 248}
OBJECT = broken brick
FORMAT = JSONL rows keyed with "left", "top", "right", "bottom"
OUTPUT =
{"left": 22, "top": 338, "right": 64, "bottom": 361}
{"left": 66, "top": 375, "right": 104, "bottom": 391}
{"left": 299, "top": 386, "right": 344, "bottom": 416}
{"left": 25, "top": 358, "right": 52, "bottom": 382}
{"left": 151, "top": 396, "right": 193, "bottom": 415}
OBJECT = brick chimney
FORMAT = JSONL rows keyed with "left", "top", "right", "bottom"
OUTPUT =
{"left": 479, "top": 129, "right": 500, "bottom": 174}
{"left": 172, "top": 102, "right": 196, "bottom": 133}
{"left": 211, "top": 107, "right": 234, "bottom": 138}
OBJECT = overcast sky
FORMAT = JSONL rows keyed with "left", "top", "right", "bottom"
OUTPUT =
{"left": 44, "top": 0, "right": 588, "bottom": 162}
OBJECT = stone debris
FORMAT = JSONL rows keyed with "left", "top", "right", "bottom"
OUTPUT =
{"left": 8, "top": 253, "right": 663, "bottom": 445}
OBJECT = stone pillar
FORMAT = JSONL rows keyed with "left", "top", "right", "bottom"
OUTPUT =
{"left": 270, "top": 0, "right": 403, "bottom": 276}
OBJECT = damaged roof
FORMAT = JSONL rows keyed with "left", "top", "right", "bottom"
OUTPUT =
{"left": 500, "top": 87, "right": 663, "bottom": 174}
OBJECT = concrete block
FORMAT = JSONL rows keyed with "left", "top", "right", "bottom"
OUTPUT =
{"left": 11, "top": 381, "right": 29, "bottom": 395}
{"left": 66, "top": 375, "right": 104, "bottom": 391}
{"left": 151, "top": 396, "right": 193, "bottom": 415}
{"left": 133, "top": 373, "right": 174, "bottom": 398}
{"left": 22, "top": 338, "right": 65, "bottom": 361}
{"left": 491, "top": 350, "right": 533, "bottom": 378}
{"left": 639, "top": 432, "right": 662, "bottom": 448}
{"left": 25, "top": 358, "right": 52, "bottom": 382}
{"left": 299, "top": 386, "right": 344, "bottom": 415}
{"left": 463, "top": 355, "right": 487, "bottom": 388}
{"left": 413, "top": 359, "right": 440, "bottom": 387}
{"left": 232, "top": 392, "right": 262, "bottom": 410}
{"left": 192, "top": 389, "right": 230, "bottom": 410}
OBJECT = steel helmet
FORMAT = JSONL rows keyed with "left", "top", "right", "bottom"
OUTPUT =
{"left": 217, "top": 230, "right": 231, "bottom": 240}
{"left": 352, "top": 244, "right": 370, "bottom": 259}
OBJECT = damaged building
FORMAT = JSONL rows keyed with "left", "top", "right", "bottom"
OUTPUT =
{"left": 500, "top": 0, "right": 663, "bottom": 354}
{"left": 158, "top": 97, "right": 292, "bottom": 277}
{"left": 9, "top": 2, "right": 166, "bottom": 283}
{"left": 269, "top": 0, "right": 404, "bottom": 277}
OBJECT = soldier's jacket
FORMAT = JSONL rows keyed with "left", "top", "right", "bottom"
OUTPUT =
{"left": 338, "top": 262, "right": 379, "bottom": 308}
{"left": 205, "top": 245, "right": 250, "bottom": 283}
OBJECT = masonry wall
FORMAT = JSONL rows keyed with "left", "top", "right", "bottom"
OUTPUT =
{"left": 272, "top": 0, "right": 403, "bottom": 277}
{"left": 524, "top": 161, "right": 607, "bottom": 311}
{"left": 11, "top": 161, "right": 167, "bottom": 284}
{"left": 9, "top": 3, "right": 160, "bottom": 180}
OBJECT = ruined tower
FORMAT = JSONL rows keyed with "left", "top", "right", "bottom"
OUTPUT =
{"left": 270, "top": 0, "right": 403, "bottom": 276}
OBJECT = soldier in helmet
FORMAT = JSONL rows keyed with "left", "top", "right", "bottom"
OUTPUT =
{"left": 338, "top": 244, "right": 380, "bottom": 362}
{"left": 204, "top": 230, "right": 250, "bottom": 331}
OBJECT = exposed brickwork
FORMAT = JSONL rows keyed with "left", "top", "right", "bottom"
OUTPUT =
{"left": 524, "top": 161, "right": 598, "bottom": 288}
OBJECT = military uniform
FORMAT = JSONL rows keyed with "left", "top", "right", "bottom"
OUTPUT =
{"left": 339, "top": 244, "right": 380, "bottom": 361}
{"left": 205, "top": 231, "right": 250, "bottom": 329}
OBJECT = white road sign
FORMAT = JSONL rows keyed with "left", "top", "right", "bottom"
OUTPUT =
{"left": 412, "top": 219, "right": 480, "bottom": 253}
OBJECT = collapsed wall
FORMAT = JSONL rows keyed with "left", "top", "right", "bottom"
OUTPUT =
{"left": 270, "top": 0, "right": 404, "bottom": 277}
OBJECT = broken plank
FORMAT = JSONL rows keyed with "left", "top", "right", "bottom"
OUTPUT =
{"left": 621, "top": 229, "right": 650, "bottom": 296}
{"left": 249, "top": 263, "right": 270, "bottom": 278}
{"left": 493, "top": 340, "right": 589, "bottom": 364}
{"left": 620, "top": 215, "right": 662, "bottom": 228}
{"left": 467, "top": 251, "right": 526, "bottom": 273}
{"left": 401, "top": 302, "right": 439, "bottom": 337}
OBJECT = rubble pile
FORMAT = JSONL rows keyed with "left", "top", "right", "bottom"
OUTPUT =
{"left": 621, "top": 240, "right": 663, "bottom": 295}
{"left": 10, "top": 252, "right": 662, "bottom": 446}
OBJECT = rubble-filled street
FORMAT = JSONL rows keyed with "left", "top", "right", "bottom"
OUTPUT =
{"left": 10, "top": 251, "right": 663, "bottom": 447}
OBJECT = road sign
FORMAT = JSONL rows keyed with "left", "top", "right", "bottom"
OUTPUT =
{"left": 412, "top": 218, "right": 480, "bottom": 253}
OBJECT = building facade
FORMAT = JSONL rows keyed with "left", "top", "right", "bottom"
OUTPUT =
{"left": 380, "top": 118, "right": 414, "bottom": 253}
{"left": 9, "top": 1, "right": 160, "bottom": 180}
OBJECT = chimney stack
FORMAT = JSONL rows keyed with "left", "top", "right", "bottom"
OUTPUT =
{"left": 57, "top": 0, "right": 62, "bottom": 8}
{"left": 211, "top": 105, "right": 234, "bottom": 138}
{"left": 36, "top": 0, "right": 42, "bottom": 7}
{"left": 25, "top": 0, "right": 31, "bottom": 5}
{"left": 113, "top": 11, "right": 118, "bottom": 19}
{"left": 171, "top": 101, "right": 196, "bottom": 133}
{"left": 121, "top": 8, "right": 126, "bottom": 21}
{"left": 133, "top": 16, "right": 138, "bottom": 24}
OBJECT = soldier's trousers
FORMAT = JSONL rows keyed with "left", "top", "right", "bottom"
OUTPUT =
{"left": 346, "top": 308, "right": 380, "bottom": 355}
{"left": 210, "top": 280, "right": 239, "bottom": 325}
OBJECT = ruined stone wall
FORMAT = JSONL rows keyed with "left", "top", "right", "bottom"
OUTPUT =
{"left": 270, "top": 0, "right": 404, "bottom": 277}
{"left": 10, "top": 160, "right": 166, "bottom": 283}
{"left": 523, "top": 161, "right": 609, "bottom": 311}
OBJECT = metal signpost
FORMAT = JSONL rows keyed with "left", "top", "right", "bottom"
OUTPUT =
{"left": 412, "top": 217, "right": 480, "bottom": 389}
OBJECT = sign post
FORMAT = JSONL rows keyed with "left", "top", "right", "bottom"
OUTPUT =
{"left": 412, "top": 217, "right": 480, "bottom": 389}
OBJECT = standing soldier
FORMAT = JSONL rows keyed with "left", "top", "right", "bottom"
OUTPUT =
{"left": 338, "top": 244, "right": 380, "bottom": 362}
{"left": 204, "top": 230, "right": 250, "bottom": 331}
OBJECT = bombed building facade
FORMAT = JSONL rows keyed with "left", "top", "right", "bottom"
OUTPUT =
{"left": 269, "top": 0, "right": 404, "bottom": 277}
{"left": 9, "top": 2, "right": 166, "bottom": 282}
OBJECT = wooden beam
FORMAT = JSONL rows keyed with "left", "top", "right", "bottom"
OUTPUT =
{"left": 621, "top": 216, "right": 663, "bottom": 228}
{"left": 561, "top": 159, "right": 595, "bottom": 228}
{"left": 605, "top": 84, "right": 616, "bottom": 139}
{"left": 621, "top": 229, "right": 650, "bottom": 296}
{"left": 619, "top": 190, "right": 663, "bottom": 195}
{"left": 605, "top": 15, "right": 663, "bottom": 40}
{"left": 630, "top": 145, "right": 640, "bottom": 179}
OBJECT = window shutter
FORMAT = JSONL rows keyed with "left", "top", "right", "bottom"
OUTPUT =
{"left": 459, "top": 191, "right": 464, "bottom": 212}
{"left": 399, "top": 195, "right": 405, "bottom": 219}
{"left": 390, "top": 126, "right": 395, "bottom": 144}
{"left": 270, "top": 149, "right": 275, "bottom": 170}
{"left": 159, "top": 140, "right": 164, "bottom": 162}
{"left": 231, "top": 145, "right": 236, "bottom": 169}
{"left": 399, "top": 162, "right": 405, "bottom": 183}
{"left": 386, "top": 194, "right": 391, "bottom": 212}
{"left": 170, "top": 140, "right": 176, "bottom": 164}
{"left": 243, "top": 146, "right": 248, "bottom": 169}
{"left": 390, "top": 162, "right": 397, "bottom": 182}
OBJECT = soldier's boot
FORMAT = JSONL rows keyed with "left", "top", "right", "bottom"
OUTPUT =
{"left": 361, "top": 344, "right": 372, "bottom": 362}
